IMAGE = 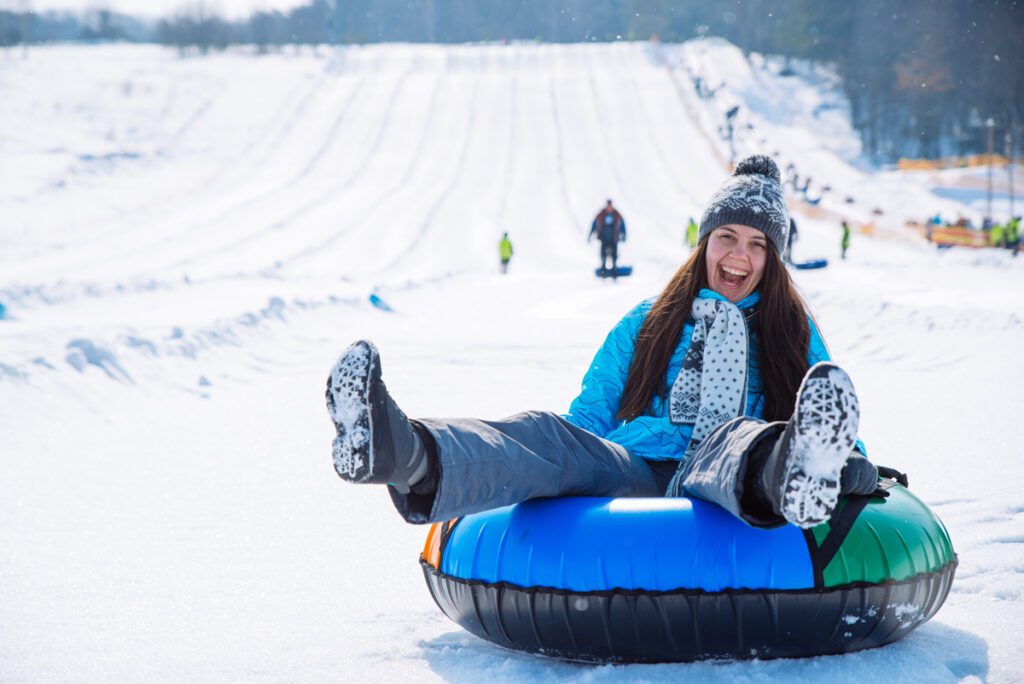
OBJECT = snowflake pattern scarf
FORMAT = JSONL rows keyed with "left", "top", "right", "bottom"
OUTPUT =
{"left": 669, "top": 296, "right": 749, "bottom": 451}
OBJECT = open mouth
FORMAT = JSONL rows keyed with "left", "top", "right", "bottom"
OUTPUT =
{"left": 718, "top": 264, "right": 749, "bottom": 288}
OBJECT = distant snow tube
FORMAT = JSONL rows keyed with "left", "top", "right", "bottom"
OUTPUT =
{"left": 420, "top": 483, "right": 956, "bottom": 663}
{"left": 792, "top": 258, "right": 829, "bottom": 270}
{"left": 594, "top": 265, "right": 633, "bottom": 278}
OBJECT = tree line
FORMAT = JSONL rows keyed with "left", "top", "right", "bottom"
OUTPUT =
{"left": 3, "top": 0, "right": 1022, "bottom": 163}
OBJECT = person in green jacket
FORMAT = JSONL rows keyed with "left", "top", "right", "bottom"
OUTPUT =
{"left": 1007, "top": 216, "right": 1021, "bottom": 257}
{"left": 686, "top": 217, "right": 699, "bottom": 250}
{"left": 841, "top": 220, "right": 851, "bottom": 260}
{"left": 989, "top": 223, "right": 1005, "bottom": 249}
{"left": 499, "top": 232, "right": 514, "bottom": 274}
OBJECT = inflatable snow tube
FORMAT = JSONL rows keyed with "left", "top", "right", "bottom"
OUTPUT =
{"left": 792, "top": 258, "right": 829, "bottom": 270}
{"left": 420, "top": 483, "right": 956, "bottom": 663}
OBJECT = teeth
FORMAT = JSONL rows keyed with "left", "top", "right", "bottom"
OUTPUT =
{"left": 722, "top": 266, "right": 748, "bottom": 277}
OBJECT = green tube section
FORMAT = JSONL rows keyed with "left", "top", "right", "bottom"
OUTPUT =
{"left": 810, "top": 485, "right": 957, "bottom": 587}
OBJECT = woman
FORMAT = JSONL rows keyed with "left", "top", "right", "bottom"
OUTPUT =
{"left": 326, "top": 156, "right": 878, "bottom": 529}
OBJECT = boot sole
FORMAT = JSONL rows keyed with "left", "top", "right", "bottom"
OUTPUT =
{"left": 781, "top": 366, "right": 860, "bottom": 529}
{"left": 326, "top": 341, "right": 378, "bottom": 483}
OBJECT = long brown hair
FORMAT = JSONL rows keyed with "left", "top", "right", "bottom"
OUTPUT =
{"left": 616, "top": 238, "right": 812, "bottom": 423}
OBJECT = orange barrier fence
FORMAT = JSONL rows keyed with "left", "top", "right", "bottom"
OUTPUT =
{"left": 931, "top": 226, "right": 989, "bottom": 247}
{"left": 908, "top": 222, "right": 990, "bottom": 247}
{"left": 898, "top": 155, "right": 1019, "bottom": 171}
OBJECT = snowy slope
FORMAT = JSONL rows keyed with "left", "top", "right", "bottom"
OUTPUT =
{"left": 1, "top": 41, "right": 1022, "bottom": 683}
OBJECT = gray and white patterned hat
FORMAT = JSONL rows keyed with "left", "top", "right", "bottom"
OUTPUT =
{"left": 698, "top": 155, "right": 789, "bottom": 255}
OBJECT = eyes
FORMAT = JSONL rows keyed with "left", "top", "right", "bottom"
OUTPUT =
{"left": 715, "top": 231, "right": 766, "bottom": 252}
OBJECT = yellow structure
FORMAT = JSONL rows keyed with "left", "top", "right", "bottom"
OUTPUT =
{"left": 897, "top": 155, "right": 1017, "bottom": 171}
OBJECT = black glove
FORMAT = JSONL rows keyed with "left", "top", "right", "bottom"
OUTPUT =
{"left": 876, "top": 465, "right": 908, "bottom": 487}
{"left": 839, "top": 455, "right": 878, "bottom": 496}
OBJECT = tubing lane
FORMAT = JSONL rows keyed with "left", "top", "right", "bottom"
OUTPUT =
{"left": 284, "top": 67, "right": 449, "bottom": 265}
{"left": 378, "top": 51, "right": 484, "bottom": 272}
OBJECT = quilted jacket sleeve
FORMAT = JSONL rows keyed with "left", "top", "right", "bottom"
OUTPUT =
{"left": 564, "top": 301, "right": 651, "bottom": 436}
{"left": 807, "top": 316, "right": 831, "bottom": 366}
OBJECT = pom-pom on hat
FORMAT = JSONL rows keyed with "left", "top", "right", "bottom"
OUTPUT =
{"left": 698, "top": 155, "right": 790, "bottom": 255}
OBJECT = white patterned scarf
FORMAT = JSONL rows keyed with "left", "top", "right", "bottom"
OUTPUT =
{"left": 669, "top": 297, "right": 749, "bottom": 452}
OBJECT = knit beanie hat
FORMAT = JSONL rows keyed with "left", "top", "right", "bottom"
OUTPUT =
{"left": 698, "top": 155, "right": 790, "bottom": 255}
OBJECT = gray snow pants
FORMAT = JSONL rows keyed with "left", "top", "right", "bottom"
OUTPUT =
{"left": 388, "top": 410, "right": 785, "bottom": 527}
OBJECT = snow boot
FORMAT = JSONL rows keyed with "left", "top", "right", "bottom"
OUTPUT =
{"left": 761, "top": 362, "right": 860, "bottom": 528}
{"left": 326, "top": 340, "right": 429, "bottom": 494}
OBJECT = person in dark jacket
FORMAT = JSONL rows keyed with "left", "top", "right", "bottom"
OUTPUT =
{"left": 784, "top": 217, "right": 798, "bottom": 263}
{"left": 588, "top": 199, "right": 627, "bottom": 277}
{"left": 325, "top": 155, "right": 878, "bottom": 529}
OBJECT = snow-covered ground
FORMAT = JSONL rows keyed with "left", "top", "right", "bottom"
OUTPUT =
{"left": 1, "top": 40, "right": 1022, "bottom": 683}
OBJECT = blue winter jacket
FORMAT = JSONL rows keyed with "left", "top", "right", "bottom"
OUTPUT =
{"left": 565, "top": 288, "right": 861, "bottom": 461}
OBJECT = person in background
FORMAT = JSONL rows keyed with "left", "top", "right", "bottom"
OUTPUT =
{"left": 686, "top": 216, "right": 699, "bottom": 250}
{"left": 784, "top": 162, "right": 798, "bottom": 191}
{"left": 925, "top": 215, "right": 939, "bottom": 243}
{"left": 498, "top": 232, "right": 514, "bottom": 274}
{"left": 841, "top": 220, "right": 851, "bottom": 260}
{"left": 784, "top": 217, "right": 798, "bottom": 263}
{"left": 324, "top": 155, "right": 878, "bottom": 532}
{"left": 1007, "top": 216, "right": 1021, "bottom": 257}
{"left": 799, "top": 176, "right": 812, "bottom": 198}
{"left": 989, "top": 222, "right": 1005, "bottom": 249}
{"left": 588, "top": 199, "right": 627, "bottom": 277}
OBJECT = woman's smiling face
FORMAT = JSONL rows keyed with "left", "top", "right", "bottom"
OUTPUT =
{"left": 705, "top": 224, "right": 768, "bottom": 303}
